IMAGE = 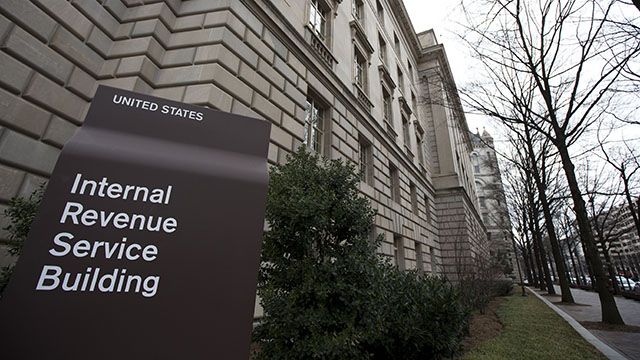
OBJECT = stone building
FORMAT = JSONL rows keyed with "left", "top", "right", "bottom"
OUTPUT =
{"left": 0, "top": 0, "right": 487, "bottom": 281}
{"left": 471, "top": 129, "right": 516, "bottom": 278}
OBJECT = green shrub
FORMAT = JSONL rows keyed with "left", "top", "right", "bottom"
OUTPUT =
{"left": 0, "top": 184, "right": 45, "bottom": 295}
{"left": 254, "top": 148, "right": 469, "bottom": 359}
{"left": 366, "top": 270, "right": 470, "bottom": 359}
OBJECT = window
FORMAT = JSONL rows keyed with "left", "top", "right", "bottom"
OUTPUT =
{"left": 394, "top": 235, "right": 405, "bottom": 270}
{"left": 354, "top": 48, "right": 367, "bottom": 90}
{"left": 402, "top": 115, "right": 410, "bottom": 147}
{"left": 390, "top": 164, "right": 400, "bottom": 203}
{"left": 424, "top": 194, "right": 432, "bottom": 224}
{"left": 397, "top": 66, "right": 404, "bottom": 92}
{"left": 407, "top": 60, "right": 414, "bottom": 82}
{"left": 479, "top": 196, "right": 486, "bottom": 208}
{"left": 303, "top": 95, "right": 324, "bottom": 153}
{"left": 415, "top": 242, "right": 424, "bottom": 272}
{"left": 416, "top": 129, "right": 425, "bottom": 166}
{"left": 474, "top": 163, "right": 480, "bottom": 173}
{"left": 359, "top": 136, "right": 373, "bottom": 185}
{"left": 394, "top": 33, "right": 400, "bottom": 55}
{"left": 382, "top": 88, "right": 392, "bottom": 122}
{"left": 378, "top": 34, "right": 387, "bottom": 66}
{"left": 376, "top": 0, "right": 384, "bottom": 22}
{"left": 411, "top": 92, "right": 417, "bottom": 112}
{"left": 410, "top": 182, "right": 418, "bottom": 213}
{"left": 309, "top": 0, "right": 329, "bottom": 41}
{"left": 352, "top": 0, "right": 364, "bottom": 23}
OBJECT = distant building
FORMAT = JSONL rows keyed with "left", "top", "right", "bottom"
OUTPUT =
{"left": 593, "top": 203, "right": 640, "bottom": 278}
{"left": 471, "top": 129, "right": 517, "bottom": 278}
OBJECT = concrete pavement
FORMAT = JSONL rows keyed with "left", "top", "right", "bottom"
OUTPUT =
{"left": 533, "top": 285, "right": 640, "bottom": 360}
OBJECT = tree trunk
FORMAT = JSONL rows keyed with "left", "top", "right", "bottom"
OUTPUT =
{"left": 567, "top": 242, "right": 581, "bottom": 286}
{"left": 531, "top": 205, "right": 555, "bottom": 294}
{"left": 554, "top": 134, "right": 624, "bottom": 324}
{"left": 524, "top": 125, "right": 574, "bottom": 302}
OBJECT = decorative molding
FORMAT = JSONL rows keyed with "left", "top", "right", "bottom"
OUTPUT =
{"left": 350, "top": 20, "right": 374, "bottom": 55}
{"left": 378, "top": 64, "right": 396, "bottom": 90}
{"left": 355, "top": 83, "right": 374, "bottom": 112}
{"left": 304, "top": 26, "right": 338, "bottom": 69}
{"left": 399, "top": 96, "right": 412, "bottom": 115}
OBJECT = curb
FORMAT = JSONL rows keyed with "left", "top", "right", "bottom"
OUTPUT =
{"left": 526, "top": 287, "right": 628, "bottom": 360}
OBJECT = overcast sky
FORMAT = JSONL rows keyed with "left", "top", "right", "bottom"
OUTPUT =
{"left": 403, "top": 0, "right": 639, "bottom": 153}
{"left": 403, "top": 1, "right": 493, "bottom": 136}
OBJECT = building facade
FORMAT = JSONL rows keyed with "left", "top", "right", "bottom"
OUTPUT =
{"left": 471, "top": 129, "right": 516, "bottom": 278}
{"left": 0, "top": 0, "right": 487, "bottom": 282}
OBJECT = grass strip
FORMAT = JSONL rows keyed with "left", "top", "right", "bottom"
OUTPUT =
{"left": 463, "top": 290, "right": 607, "bottom": 360}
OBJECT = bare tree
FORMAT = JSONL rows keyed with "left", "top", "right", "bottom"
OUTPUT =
{"left": 460, "top": 0, "right": 640, "bottom": 324}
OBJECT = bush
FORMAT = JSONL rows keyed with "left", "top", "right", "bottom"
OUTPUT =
{"left": 365, "top": 270, "right": 470, "bottom": 359}
{"left": 0, "top": 184, "right": 45, "bottom": 295}
{"left": 254, "top": 148, "right": 469, "bottom": 359}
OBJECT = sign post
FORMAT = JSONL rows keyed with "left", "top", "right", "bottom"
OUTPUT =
{"left": 0, "top": 86, "right": 271, "bottom": 359}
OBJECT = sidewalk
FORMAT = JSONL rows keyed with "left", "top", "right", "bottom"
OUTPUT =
{"left": 533, "top": 286, "right": 640, "bottom": 360}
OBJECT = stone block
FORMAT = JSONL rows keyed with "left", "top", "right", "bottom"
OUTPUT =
{"left": 251, "top": 92, "right": 281, "bottom": 124}
{"left": 156, "top": 64, "right": 205, "bottom": 86}
{"left": 0, "top": 0, "right": 56, "bottom": 42}
{"left": 152, "top": 86, "right": 186, "bottom": 102}
{"left": 262, "top": 29, "right": 288, "bottom": 60}
{"left": 286, "top": 52, "right": 306, "bottom": 78}
{"left": 67, "top": 67, "right": 98, "bottom": 101}
{"left": 174, "top": 14, "right": 205, "bottom": 31}
{"left": 43, "top": 115, "right": 77, "bottom": 148}
{"left": 238, "top": 62, "right": 269, "bottom": 97}
{"left": 116, "top": 56, "right": 158, "bottom": 84}
{"left": 134, "top": 19, "right": 171, "bottom": 46}
{"left": 194, "top": 44, "right": 240, "bottom": 73}
{"left": 0, "top": 88, "right": 51, "bottom": 137}
{"left": 281, "top": 113, "right": 304, "bottom": 141}
{"left": 269, "top": 88, "right": 295, "bottom": 116}
{"left": 87, "top": 26, "right": 112, "bottom": 58}
{"left": 284, "top": 80, "right": 306, "bottom": 109}
{"left": 98, "top": 59, "right": 119, "bottom": 79}
{"left": 204, "top": 10, "right": 245, "bottom": 39}
{"left": 178, "top": 0, "right": 227, "bottom": 15}
{"left": 0, "top": 14, "right": 11, "bottom": 41}
{"left": 71, "top": 0, "right": 120, "bottom": 37}
{"left": 163, "top": 47, "right": 197, "bottom": 67}
{"left": 209, "top": 64, "right": 253, "bottom": 105}
{"left": 0, "top": 129, "right": 60, "bottom": 175}
{"left": 221, "top": 30, "right": 259, "bottom": 69}
{"left": 231, "top": 99, "right": 263, "bottom": 120}
{"left": 24, "top": 74, "right": 88, "bottom": 124}
{"left": 229, "top": 2, "right": 263, "bottom": 36}
{"left": 33, "top": 0, "right": 93, "bottom": 40}
{"left": 183, "top": 83, "right": 233, "bottom": 112}
{"left": 109, "top": 37, "right": 153, "bottom": 57}
{"left": 257, "top": 58, "right": 285, "bottom": 91}
{"left": 19, "top": 173, "right": 47, "bottom": 197}
{"left": 50, "top": 27, "right": 104, "bottom": 77}
{"left": 0, "top": 163, "right": 24, "bottom": 202}
{"left": 3, "top": 27, "right": 73, "bottom": 85}
{"left": 168, "top": 27, "right": 224, "bottom": 48}
{"left": 273, "top": 56, "right": 297, "bottom": 84}
{"left": 0, "top": 51, "right": 32, "bottom": 93}
{"left": 115, "top": 22, "right": 134, "bottom": 40}
{"left": 270, "top": 125, "right": 293, "bottom": 150}
{"left": 244, "top": 30, "right": 274, "bottom": 64}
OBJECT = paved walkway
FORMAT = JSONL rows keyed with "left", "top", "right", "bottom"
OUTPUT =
{"left": 534, "top": 286, "right": 640, "bottom": 360}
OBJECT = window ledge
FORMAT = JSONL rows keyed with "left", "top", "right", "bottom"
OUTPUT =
{"left": 304, "top": 26, "right": 338, "bottom": 69}
{"left": 354, "top": 83, "right": 373, "bottom": 112}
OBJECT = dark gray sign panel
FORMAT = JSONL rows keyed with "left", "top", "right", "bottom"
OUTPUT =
{"left": 0, "top": 86, "right": 271, "bottom": 359}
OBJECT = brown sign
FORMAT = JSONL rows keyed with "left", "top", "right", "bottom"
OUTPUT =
{"left": 0, "top": 86, "right": 271, "bottom": 359}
